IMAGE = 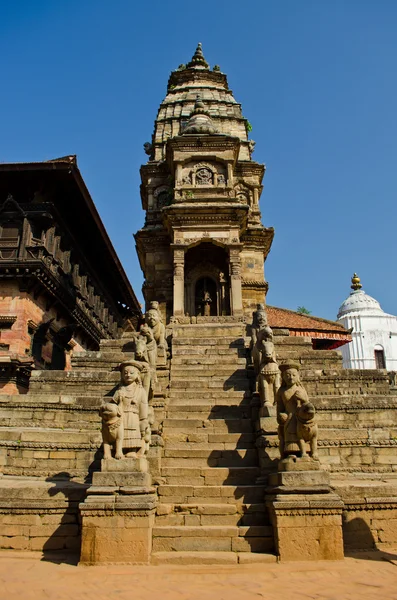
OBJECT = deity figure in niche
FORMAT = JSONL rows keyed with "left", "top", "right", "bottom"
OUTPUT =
{"left": 201, "top": 290, "right": 212, "bottom": 316}
{"left": 196, "top": 168, "right": 213, "bottom": 185}
{"left": 109, "top": 361, "right": 150, "bottom": 458}
{"left": 276, "top": 361, "right": 318, "bottom": 460}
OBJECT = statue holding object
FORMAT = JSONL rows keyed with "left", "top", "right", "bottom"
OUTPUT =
{"left": 100, "top": 360, "right": 150, "bottom": 459}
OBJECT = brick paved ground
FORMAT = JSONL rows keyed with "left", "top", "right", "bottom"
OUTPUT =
{"left": 1, "top": 550, "right": 397, "bottom": 600}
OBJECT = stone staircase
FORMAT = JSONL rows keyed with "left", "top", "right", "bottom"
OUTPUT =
{"left": 152, "top": 323, "right": 275, "bottom": 565}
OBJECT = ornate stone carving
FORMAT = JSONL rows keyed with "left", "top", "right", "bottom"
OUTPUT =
{"left": 234, "top": 183, "right": 250, "bottom": 203}
{"left": 173, "top": 249, "right": 185, "bottom": 282}
{"left": 276, "top": 361, "right": 318, "bottom": 460}
{"left": 174, "top": 263, "right": 184, "bottom": 280}
{"left": 196, "top": 167, "right": 213, "bottom": 185}
{"left": 143, "top": 142, "right": 153, "bottom": 158}
{"left": 217, "top": 173, "right": 226, "bottom": 185}
{"left": 103, "top": 361, "right": 150, "bottom": 458}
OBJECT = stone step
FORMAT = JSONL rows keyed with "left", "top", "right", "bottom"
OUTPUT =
{"left": 162, "top": 448, "right": 258, "bottom": 468}
{"left": 170, "top": 378, "right": 250, "bottom": 390}
{"left": 172, "top": 337, "right": 245, "bottom": 346}
{"left": 172, "top": 347, "right": 246, "bottom": 357}
{"left": 172, "top": 324, "right": 245, "bottom": 337}
{"left": 163, "top": 432, "right": 255, "bottom": 449}
{"left": 162, "top": 418, "right": 254, "bottom": 433}
{"left": 152, "top": 525, "right": 273, "bottom": 553}
{"left": 160, "top": 466, "right": 260, "bottom": 486}
{"left": 171, "top": 357, "right": 247, "bottom": 366}
{"left": 157, "top": 484, "right": 266, "bottom": 504}
{"left": 155, "top": 511, "right": 269, "bottom": 527}
{"left": 168, "top": 392, "right": 251, "bottom": 404}
{"left": 171, "top": 366, "right": 247, "bottom": 377}
{"left": 0, "top": 427, "right": 101, "bottom": 445}
{"left": 151, "top": 551, "right": 277, "bottom": 565}
{"left": 167, "top": 399, "right": 251, "bottom": 407}
{"left": 166, "top": 404, "right": 251, "bottom": 418}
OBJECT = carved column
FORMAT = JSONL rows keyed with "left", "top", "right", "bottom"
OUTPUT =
{"left": 229, "top": 246, "right": 243, "bottom": 315}
{"left": 172, "top": 247, "right": 185, "bottom": 316}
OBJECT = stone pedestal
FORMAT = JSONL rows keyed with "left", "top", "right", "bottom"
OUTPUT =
{"left": 267, "top": 459, "right": 344, "bottom": 561}
{"left": 79, "top": 458, "right": 157, "bottom": 565}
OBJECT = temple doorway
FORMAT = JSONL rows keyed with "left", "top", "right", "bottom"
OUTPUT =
{"left": 184, "top": 242, "right": 230, "bottom": 317}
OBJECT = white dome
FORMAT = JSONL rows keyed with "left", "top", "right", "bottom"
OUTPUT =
{"left": 337, "top": 289, "right": 384, "bottom": 318}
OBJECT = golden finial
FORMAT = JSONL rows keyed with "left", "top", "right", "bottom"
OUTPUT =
{"left": 351, "top": 273, "right": 362, "bottom": 291}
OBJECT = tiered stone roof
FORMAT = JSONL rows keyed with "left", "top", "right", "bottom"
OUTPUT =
{"left": 152, "top": 44, "right": 251, "bottom": 161}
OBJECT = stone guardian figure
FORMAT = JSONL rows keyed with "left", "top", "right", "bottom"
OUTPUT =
{"left": 110, "top": 360, "right": 150, "bottom": 458}
{"left": 251, "top": 304, "right": 273, "bottom": 376}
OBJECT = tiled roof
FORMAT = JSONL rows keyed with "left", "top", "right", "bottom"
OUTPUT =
{"left": 266, "top": 305, "right": 350, "bottom": 334}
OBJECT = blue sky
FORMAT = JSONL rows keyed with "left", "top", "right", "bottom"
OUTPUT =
{"left": 1, "top": 1, "right": 396, "bottom": 320}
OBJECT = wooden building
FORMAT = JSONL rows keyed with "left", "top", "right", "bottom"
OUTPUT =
{"left": 0, "top": 155, "right": 141, "bottom": 393}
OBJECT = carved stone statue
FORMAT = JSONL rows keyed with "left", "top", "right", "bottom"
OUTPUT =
{"left": 109, "top": 361, "right": 150, "bottom": 458}
{"left": 145, "top": 302, "right": 167, "bottom": 349}
{"left": 251, "top": 304, "right": 273, "bottom": 376}
{"left": 296, "top": 400, "right": 318, "bottom": 460}
{"left": 99, "top": 402, "right": 124, "bottom": 460}
{"left": 258, "top": 340, "right": 280, "bottom": 408}
{"left": 140, "top": 322, "right": 157, "bottom": 373}
{"left": 143, "top": 142, "right": 153, "bottom": 157}
{"left": 134, "top": 332, "right": 155, "bottom": 399}
{"left": 276, "top": 361, "right": 318, "bottom": 460}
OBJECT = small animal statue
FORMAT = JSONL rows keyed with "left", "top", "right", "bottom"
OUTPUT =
{"left": 99, "top": 402, "right": 124, "bottom": 460}
{"left": 296, "top": 401, "right": 318, "bottom": 460}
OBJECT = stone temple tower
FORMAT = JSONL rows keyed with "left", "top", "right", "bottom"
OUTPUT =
{"left": 135, "top": 44, "right": 274, "bottom": 321}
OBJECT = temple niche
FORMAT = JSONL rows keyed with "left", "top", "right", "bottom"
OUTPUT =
{"left": 184, "top": 243, "right": 230, "bottom": 316}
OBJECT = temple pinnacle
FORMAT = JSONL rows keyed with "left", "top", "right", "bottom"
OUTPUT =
{"left": 351, "top": 273, "right": 362, "bottom": 291}
{"left": 186, "top": 42, "right": 209, "bottom": 70}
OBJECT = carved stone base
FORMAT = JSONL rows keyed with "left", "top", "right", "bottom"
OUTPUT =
{"left": 79, "top": 459, "right": 156, "bottom": 564}
{"left": 267, "top": 461, "right": 344, "bottom": 561}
